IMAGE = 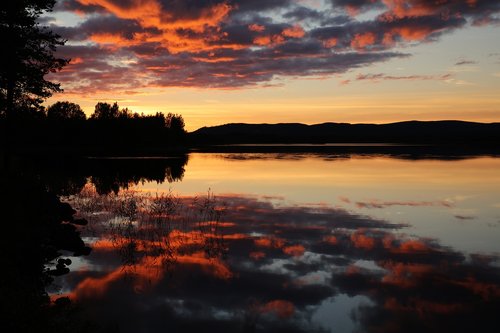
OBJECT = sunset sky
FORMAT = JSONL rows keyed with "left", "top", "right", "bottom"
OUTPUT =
{"left": 45, "top": 0, "right": 500, "bottom": 131}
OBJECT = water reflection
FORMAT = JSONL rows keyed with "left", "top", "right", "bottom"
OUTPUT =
{"left": 0, "top": 171, "right": 92, "bottom": 332}
{"left": 13, "top": 155, "right": 188, "bottom": 195}
{"left": 4, "top": 153, "right": 499, "bottom": 332}
{"left": 201, "top": 145, "right": 500, "bottom": 161}
{"left": 1, "top": 155, "right": 188, "bottom": 332}
{"left": 151, "top": 153, "right": 500, "bottom": 254}
{"left": 56, "top": 189, "right": 500, "bottom": 332}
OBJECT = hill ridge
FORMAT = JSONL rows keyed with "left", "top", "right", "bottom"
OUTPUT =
{"left": 190, "top": 120, "right": 500, "bottom": 144}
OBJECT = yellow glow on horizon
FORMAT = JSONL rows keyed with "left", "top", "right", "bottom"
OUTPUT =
{"left": 47, "top": 85, "right": 500, "bottom": 131}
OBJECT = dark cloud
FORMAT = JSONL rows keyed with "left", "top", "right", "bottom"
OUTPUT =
{"left": 454, "top": 214, "right": 476, "bottom": 220}
{"left": 53, "top": 14, "right": 159, "bottom": 41}
{"left": 230, "top": 0, "right": 294, "bottom": 13}
{"left": 455, "top": 59, "right": 478, "bottom": 65}
{"left": 49, "top": 0, "right": 500, "bottom": 91}
{"left": 355, "top": 73, "right": 452, "bottom": 82}
{"left": 329, "top": 0, "right": 385, "bottom": 15}
{"left": 146, "top": 50, "right": 405, "bottom": 88}
{"left": 353, "top": 199, "right": 453, "bottom": 208}
{"left": 54, "top": 0, "right": 106, "bottom": 14}
{"left": 283, "top": 6, "right": 326, "bottom": 21}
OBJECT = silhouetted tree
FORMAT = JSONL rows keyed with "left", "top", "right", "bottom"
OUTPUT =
{"left": 166, "top": 113, "right": 186, "bottom": 134}
{"left": 90, "top": 102, "right": 120, "bottom": 120}
{"left": 118, "top": 107, "right": 134, "bottom": 120}
{"left": 47, "top": 101, "right": 86, "bottom": 121}
{"left": 0, "top": 1, "right": 68, "bottom": 117}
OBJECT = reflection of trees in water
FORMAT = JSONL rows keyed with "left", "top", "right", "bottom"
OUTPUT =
{"left": 214, "top": 150, "right": 500, "bottom": 162}
{"left": 0, "top": 173, "right": 92, "bottom": 332}
{"left": 5, "top": 154, "right": 188, "bottom": 194}
{"left": 69, "top": 186, "right": 227, "bottom": 277}
{"left": 88, "top": 157, "right": 188, "bottom": 195}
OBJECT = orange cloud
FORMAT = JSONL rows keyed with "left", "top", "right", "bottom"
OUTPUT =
{"left": 323, "top": 37, "right": 338, "bottom": 48}
{"left": 382, "top": 234, "right": 395, "bottom": 249}
{"left": 177, "top": 252, "right": 233, "bottom": 279}
{"left": 395, "top": 239, "right": 431, "bottom": 253}
{"left": 253, "top": 35, "right": 272, "bottom": 46}
{"left": 351, "top": 32, "right": 376, "bottom": 50}
{"left": 252, "top": 25, "right": 304, "bottom": 46}
{"left": 254, "top": 237, "right": 286, "bottom": 248}
{"left": 350, "top": 230, "right": 376, "bottom": 249}
{"left": 65, "top": 255, "right": 165, "bottom": 300}
{"left": 282, "top": 244, "right": 305, "bottom": 257}
{"left": 260, "top": 300, "right": 295, "bottom": 318}
{"left": 391, "top": 26, "right": 435, "bottom": 41}
{"left": 79, "top": 0, "right": 232, "bottom": 31}
{"left": 197, "top": 221, "right": 236, "bottom": 227}
{"left": 64, "top": 246, "right": 233, "bottom": 302}
{"left": 345, "top": 5, "right": 360, "bottom": 17}
{"left": 381, "top": 262, "right": 433, "bottom": 288}
{"left": 253, "top": 34, "right": 286, "bottom": 46}
{"left": 221, "top": 233, "right": 248, "bottom": 240}
{"left": 78, "top": 0, "right": 161, "bottom": 23}
{"left": 70, "top": 57, "right": 84, "bottom": 65}
{"left": 282, "top": 25, "right": 305, "bottom": 38}
{"left": 323, "top": 235, "right": 338, "bottom": 245}
{"left": 192, "top": 56, "right": 237, "bottom": 63}
{"left": 89, "top": 32, "right": 139, "bottom": 48}
{"left": 381, "top": 0, "right": 436, "bottom": 19}
{"left": 249, "top": 251, "right": 266, "bottom": 260}
{"left": 78, "top": 0, "right": 234, "bottom": 53}
{"left": 248, "top": 23, "right": 265, "bottom": 32}
{"left": 454, "top": 277, "right": 500, "bottom": 300}
{"left": 91, "top": 238, "right": 117, "bottom": 251}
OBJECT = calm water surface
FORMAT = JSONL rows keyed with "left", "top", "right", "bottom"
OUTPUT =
{"left": 52, "top": 153, "right": 500, "bottom": 332}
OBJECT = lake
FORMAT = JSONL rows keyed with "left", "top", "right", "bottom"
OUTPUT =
{"left": 47, "top": 152, "right": 500, "bottom": 332}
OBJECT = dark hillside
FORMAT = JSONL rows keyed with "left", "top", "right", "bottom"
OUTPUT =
{"left": 190, "top": 121, "right": 500, "bottom": 144}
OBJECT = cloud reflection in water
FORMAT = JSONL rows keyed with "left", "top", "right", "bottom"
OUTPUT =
{"left": 56, "top": 187, "right": 499, "bottom": 333}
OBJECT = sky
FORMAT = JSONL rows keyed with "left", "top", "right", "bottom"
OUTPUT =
{"left": 44, "top": 0, "right": 500, "bottom": 131}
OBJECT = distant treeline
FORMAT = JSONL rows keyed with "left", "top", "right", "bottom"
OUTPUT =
{"left": 1, "top": 101, "right": 186, "bottom": 155}
{"left": 190, "top": 121, "right": 500, "bottom": 145}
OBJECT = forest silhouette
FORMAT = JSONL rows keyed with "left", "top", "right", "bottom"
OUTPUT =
{"left": 1, "top": 100, "right": 187, "bottom": 156}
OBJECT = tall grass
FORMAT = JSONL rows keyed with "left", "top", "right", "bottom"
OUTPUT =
{"left": 66, "top": 185, "right": 227, "bottom": 273}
